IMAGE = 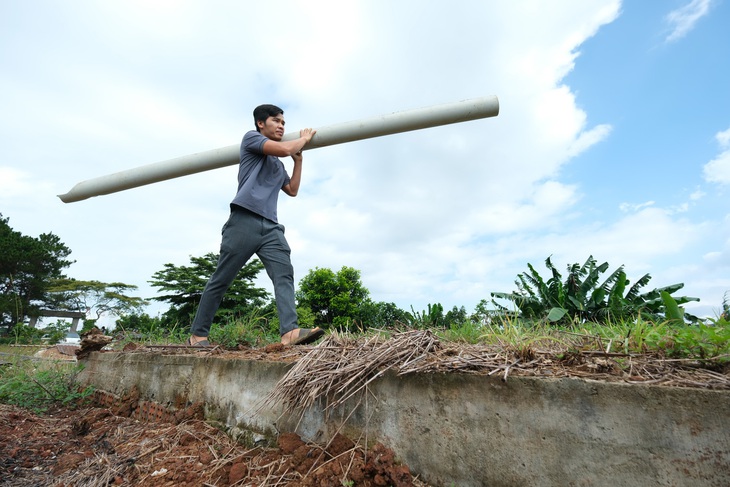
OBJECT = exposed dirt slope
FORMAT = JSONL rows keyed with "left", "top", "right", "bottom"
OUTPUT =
{"left": 4, "top": 328, "right": 727, "bottom": 486}
{"left": 0, "top": 401, "right": 428, "bottom": 486}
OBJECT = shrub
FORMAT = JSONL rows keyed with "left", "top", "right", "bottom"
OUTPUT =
{"left": 491, "top": 255, "right": 699, "bottom": 325}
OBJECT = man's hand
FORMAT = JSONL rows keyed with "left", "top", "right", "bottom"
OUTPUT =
{"left": 292, "top": 150, "right": 303, "bottom": 164}
{"left": 300, "top": 127, "right": 316, "bottom": 143}
{"left": 262, "top": 127, "right": 317, "bottom": 158}
{"left": 291, "top": 128, "right": 315, "bottom": 163}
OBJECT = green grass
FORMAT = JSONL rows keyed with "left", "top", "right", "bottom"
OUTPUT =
{"left": 209, "top": 310, "right": 279, "bottom": 348}
{"left": 0, "top": 356, "right": 94, "bottom": 413}
{"left": 115, "top": 313, "right": 730, "bottom": 364}
{"left": 2, "top": 315, "right": 727, "bottom": 414}
{"left": 0, "top": 344, "right": 48, "bottom": 356}
{"left": 436, "top": 316, "right": 730, "bottom": 362}
{"left": 108, "top": 309, "right": 280, "bottom": 349}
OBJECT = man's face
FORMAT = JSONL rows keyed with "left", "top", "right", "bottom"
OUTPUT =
{"left": 258, "top": 114, "right": 285, "bottom": 141}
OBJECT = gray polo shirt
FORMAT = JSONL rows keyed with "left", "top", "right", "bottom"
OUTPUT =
{"left": 230, "top": 130, "right": 291, "bottom": 223}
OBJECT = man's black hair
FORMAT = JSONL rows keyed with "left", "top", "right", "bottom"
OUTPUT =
{"left": 253, "top": 104, "right": 284, "bottom": 132}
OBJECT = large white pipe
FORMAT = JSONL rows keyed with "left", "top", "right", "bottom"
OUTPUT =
{"left": 59, "top": 96, "right": 499, "bottom": 203}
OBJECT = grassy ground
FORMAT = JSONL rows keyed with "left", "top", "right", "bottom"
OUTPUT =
{"left": 436, "top": 318, "right": 730, "bottom": 361}
{"left": 0, "top": 344, "right": 48, "bottom": 356}
{"left": 2, "top": 317, "right": 728, "bottom": 414}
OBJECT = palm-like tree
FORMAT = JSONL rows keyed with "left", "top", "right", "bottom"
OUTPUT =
{"left": 491, "top": 256, "right": 699, "bottom": 324}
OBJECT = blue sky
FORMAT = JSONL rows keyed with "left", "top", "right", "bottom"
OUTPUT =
{"left": 1, "top": 0, "right": 728, "bottom": 326}
{"left": 567, "top": 0, "right": 730, "bottom": 199}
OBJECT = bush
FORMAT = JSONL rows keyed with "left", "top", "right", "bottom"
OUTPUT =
{"left": 116, "top": 313, "right": 164, "bottom": 334}
{"left": 209, "top": 309, "right": 278, "bottom": 348}
{"left": 491, "top": 255, "right": 700, "bottom": 325}
{"left": 0, "top": 360, "right": 94, "bottom": 413}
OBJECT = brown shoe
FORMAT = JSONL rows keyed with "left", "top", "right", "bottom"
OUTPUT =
{"left": 291, "top": 327, "right": 325, "bottom": 345}
{"left": 186, "top": 337, "right": 213, "bottom": 347}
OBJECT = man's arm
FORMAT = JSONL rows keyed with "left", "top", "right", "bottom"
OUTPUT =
{"left": 262, "top": 128, "right": 316, "bottom": 157}
{"left": 282, "top": 150, "right": 303, "bottom": 196}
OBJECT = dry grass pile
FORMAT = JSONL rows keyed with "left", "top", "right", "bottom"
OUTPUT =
{"left": 265, "top": 330, "right": 440, "bottom": 417}
{"left": 266, "top": 329, "right": 729, "bottom": 419}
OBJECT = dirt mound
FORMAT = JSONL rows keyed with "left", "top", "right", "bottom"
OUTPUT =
{"left": 276, "top": 432, "right": 414, "bottom": 486}
{"left": 0, "top": 402, "right": 428, "bottom": 486}
{"left": 33, "top": 345, "right": 78, "bottom": 361}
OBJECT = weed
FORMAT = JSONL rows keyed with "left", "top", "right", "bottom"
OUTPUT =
{"left": 645, "top": 321, "right": 730, "bottom": 360}
{"left": 0, "top": 358, "right": 94, "bottom": 413}
{"left": 438, "top": 320, "right": 484, "bottom": 344}
{"left": 436, "top": 313, "right": 730, "bottom": 363}
{"left": 47, "top": 304, "right": 729, "bottom": 365}
{"left": 209, "top": 309, "right": 279, "bottom": 348}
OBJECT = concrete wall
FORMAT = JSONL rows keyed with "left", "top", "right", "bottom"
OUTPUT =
{"left": 77, "top": 352, "right": 730, "bottom": 486}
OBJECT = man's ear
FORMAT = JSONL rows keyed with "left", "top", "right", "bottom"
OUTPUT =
{"left": 256, "top": 120, "right": 265, "bottom": 130}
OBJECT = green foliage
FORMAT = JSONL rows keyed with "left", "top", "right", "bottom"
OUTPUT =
{"left": 491, "top": 255, "right": 700, "bottom": 325}
{"left": 40, "top": 319, "right": 70, "bottom": 345}
{"left": 45, "top": 278, "right": 148, "bottom": 322}
{"left": 3, "top": 320, "right": 71, "bottom": 346}
{"left": 406, "top": 303, "right": 444, "bottom": 329}
{"left": 296, "top": 306, "right": 317, "bottom": 329}
{"left": 8, "top": 323, "right": 43, "bottom": 345}
{"left": 0, "top": 213, "right": 74, "bottom": 331}
{"left": 115, "top": 312, "right": 165, "bottom": 334}
{"left": 208, "top": 310, "right": 279, "bottom": 348}
{"left": 661, "top": 291, "right": 684, "bottom": 326}
{"left": 148, "top": 253, "right": 269, "bottom": 328}
{"left": 116, "top": 309, "right": 281, "bottom": 348}
{"left": 319, "top": 299, "right": 475, "bottom": 333}
{"left": 438, "top": 319, "right": 485, "bottom": 344}
{"left": 0, "top": 360, "right": 94, "bottom": 413}
{"left": 356, "top": 301, "right": 410, "bottom": 329}
{"left": 471, "top": 298, "right": 502, "bottom": 325}
{"left": 645, "top": 322, "right": 730, "bottom": 360}
{"left": 445, "top": 305, "right": 470, "bottom": 328}
{"left": 296, "top": 266, "right": 370, "bottom": 329}
{"left": 720, "top": 291, "right": 730, "bottom": 322}
{"left": 437, "top": 312, "right": 729, "bottom": 364}
{"left": 265, "top": 302, "right": 317, "bottom": 336}
{"left": 557, "top": 316, "right": 730, "bottom": 362}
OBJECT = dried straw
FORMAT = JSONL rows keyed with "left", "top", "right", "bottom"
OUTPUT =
{"left": 265, "top": 330, "right": 440, "bottom": 418}
{"left": 265, "top": 329, "right": 729, "bottom": 423}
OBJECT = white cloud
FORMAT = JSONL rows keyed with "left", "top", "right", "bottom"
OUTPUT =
{"left": 619, "top": 201, "right": 655, "bottom": 213}
{"left": 704, "top": 151, "right": 730, "bottom": 184}
{"left": 0, "top": 167, "right": 34, "bottom": 199}
{"left": 717, "top": 127, "right": 730, "bottom": 147}
{"left": 664, "top": 0, "right": 713, "bottom": 43}
{"left": 703, "top": 127, "right": 730, "bottom": 185}
{"left": 0, "top": 167, "right": 54, "bottom": 200}
{"left": 567, "top": 124, "right": 613, "bottom": 158}
{"left": 4, "top": 3, "right": 624, "bottom": 306}
{"left": 8, "top": 0, "right": 728, "bottom": 320}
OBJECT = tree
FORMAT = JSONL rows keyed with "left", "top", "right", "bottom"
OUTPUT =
{"left": 115, "top": 313, "right": 164, "bottom": 335}
{"left": 148, "top": 253, "right": 269, "bottom": 327}
{"left": 357, "top": 301, "right": 410, "bottom": 329}
{"left": 491, "top": 255, "right": 700, "bottom": 325}
{"left": 445, "top": 305, "right": 469, "bottom": 328}
{"left": 296, "top": 266, "right": 370, "bottom": 328}
{"left": 45, "top": 279, "right": 148, "bottom": 324}
{"left": 0, "top": 214, "right": 74, "bottom": 331}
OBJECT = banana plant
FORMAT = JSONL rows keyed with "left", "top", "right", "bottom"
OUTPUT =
{"left": 406, "top": 303, "right": 445, "bottom": 329}
{"left": 491, "top": 256, "right": 700, "bottom": 325}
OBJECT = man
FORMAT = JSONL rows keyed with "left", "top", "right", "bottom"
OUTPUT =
{"left": 187, "top": 104, "right": 324, "bottom": 347}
